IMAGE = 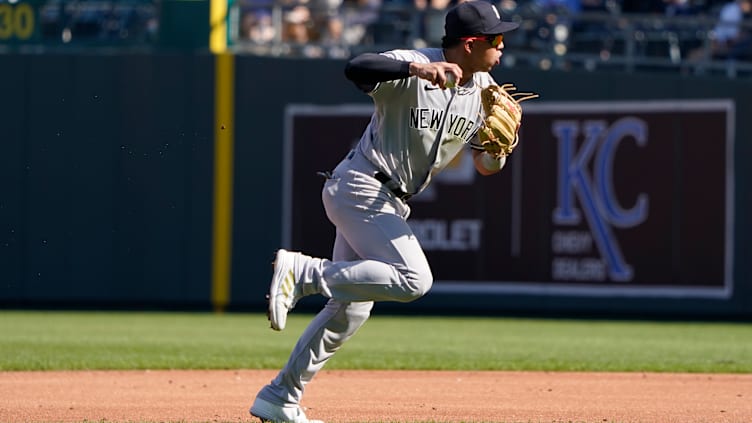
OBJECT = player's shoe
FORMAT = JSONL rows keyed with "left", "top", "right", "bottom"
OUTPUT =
{"left": 268, "top": 249, "right": 306, "bottom": 331}
{"left": 250, "top": 396, "right": 324, "bottom": 423}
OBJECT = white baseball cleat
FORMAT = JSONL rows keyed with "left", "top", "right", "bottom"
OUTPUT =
{"left": 268, "top": 249, "right": 304, "bottom": 331}
{"left": 250, "top": 396, "right": 324, "bottom": 423}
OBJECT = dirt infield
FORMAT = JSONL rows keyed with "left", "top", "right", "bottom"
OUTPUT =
{"left": 1, "top": 369, "right": 751, "bottom": 422}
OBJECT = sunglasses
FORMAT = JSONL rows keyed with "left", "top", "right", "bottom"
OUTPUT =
{"left": 461, "top": 34, "right": 504, "bottom": 48}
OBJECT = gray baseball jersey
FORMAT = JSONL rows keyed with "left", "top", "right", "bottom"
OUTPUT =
{"left": 357, "top": 47, "right": 498, "bottom": 195}
{"left": 254, "top": 47, "right": 500, "bottom": 411}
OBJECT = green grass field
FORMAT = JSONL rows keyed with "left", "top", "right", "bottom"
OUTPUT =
{"left": 2, "top": 310, "right": 751, "bottom": 373}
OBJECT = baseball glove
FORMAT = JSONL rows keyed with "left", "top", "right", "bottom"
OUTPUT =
{"left": 477, "top": 83, "right": 539, "bottom": 159}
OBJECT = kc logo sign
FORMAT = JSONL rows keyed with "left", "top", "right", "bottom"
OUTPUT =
{"left": 551, "top": 118, "right": 649, "bottom": 282}
{"left": 517, "top": 100, "right": 734, "bottom": 296}
{"left": 286, "top": 101, "right": 734, "bottom": 298}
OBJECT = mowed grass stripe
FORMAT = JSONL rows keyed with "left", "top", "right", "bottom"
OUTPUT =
{"left": 0, "top": 311, "right": 750, "bottom": 372}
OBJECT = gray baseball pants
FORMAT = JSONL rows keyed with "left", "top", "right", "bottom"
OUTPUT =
{"left": 255, "top": 149, "right": 433, "bottom": 406}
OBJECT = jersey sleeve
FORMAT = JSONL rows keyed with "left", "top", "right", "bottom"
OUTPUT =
{"left": 369, "top": 50, "right": 430, "bottom": 100}
{"left": 344, "top": 53, "right": 412, "bottom": 93}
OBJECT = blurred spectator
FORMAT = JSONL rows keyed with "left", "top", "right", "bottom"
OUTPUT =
{"left": 340, "top": 0, "right": 382, "bottom": 45}
{"left": 241, "top": 9, "right": 276, "bottom": 43}
{"left": 238, "top": 0, "right": 276, "bottom": 43}
{"left": 370, "top": 0, "right": 458, "bottom": 47}
{"left": 370, "top": 0, "right": 414, "bottom": 45}
{"left": 687, "top": 0, "right": 751, "bottom": 61}
{"left": 713, "top": 0, "right": 751, "bottom": 45}
{"left": 282, "top": 4, "right": 313, "bottom": 43}
{"left": 414, "top": 0, "right": 453, "bottom": 46}
{"left": 309, "top": 0, "right": 345, "bottom": 43}
{"left": 237, "top": 0, "right": 323, "bottom": 56}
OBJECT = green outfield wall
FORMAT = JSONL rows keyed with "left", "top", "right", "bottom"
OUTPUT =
{"left": 0, "top": 53, "right": 215, "bottom": 307}
{"left": 1, "top": 52, "right": 750, "bottom": 318}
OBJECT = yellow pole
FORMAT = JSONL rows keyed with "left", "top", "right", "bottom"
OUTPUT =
{"left": 210, "top": 0, "right": 227, "bottom": 53}
{"left": 211, "top": 52, "right": 235, "bottom": 312}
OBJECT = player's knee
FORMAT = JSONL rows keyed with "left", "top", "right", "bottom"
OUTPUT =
{"left": 401, "top": 266, "right": 433, "bottom": 302}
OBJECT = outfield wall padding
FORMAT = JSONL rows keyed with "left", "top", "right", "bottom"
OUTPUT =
{"left": 0, "top": 52, "right": 750, "bottom": 318}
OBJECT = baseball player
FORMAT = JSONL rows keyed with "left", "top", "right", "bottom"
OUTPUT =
{"left": 250, "top": 1, "right": 520, "bottom": 422}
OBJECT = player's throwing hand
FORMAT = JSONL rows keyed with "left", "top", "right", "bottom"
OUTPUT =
{"left": 409, "top": 62, "right": 463, "bottom": 89}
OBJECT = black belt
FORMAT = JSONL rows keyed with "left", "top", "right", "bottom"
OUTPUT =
{"left": 374, "top": 172, "right": 412, "bottom": 201}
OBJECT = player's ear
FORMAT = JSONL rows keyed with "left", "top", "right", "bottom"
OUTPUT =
{"left": 463, "top": 39, "right": 474, "bottom": 53}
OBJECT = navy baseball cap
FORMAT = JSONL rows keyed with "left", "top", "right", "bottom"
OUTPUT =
{"left": 445, "top": 1, "right": 519, "bottom": 39}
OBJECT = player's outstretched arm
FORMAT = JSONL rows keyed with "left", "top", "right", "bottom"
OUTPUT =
{"left": 344, "top": 53, "right": 462, "bottom": 92}
{"left": 344, "top": 53, "right": 412, "bottom": 92}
